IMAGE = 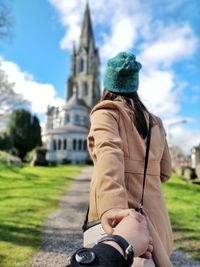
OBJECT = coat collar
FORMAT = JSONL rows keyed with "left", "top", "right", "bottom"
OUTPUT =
{"left": 90, "top": 97, "right": 130, "bottom": 116}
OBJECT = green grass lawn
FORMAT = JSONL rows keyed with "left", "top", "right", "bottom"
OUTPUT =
{"left": 0, "top": 164, "right": 199, "bottom": 266}
{"left": 0, "top": 162, "right": 82, "bottom": 267}
{"left": 163, "top": 173, "right": 200, "bottom": 260}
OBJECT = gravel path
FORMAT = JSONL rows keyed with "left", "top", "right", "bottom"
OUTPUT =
{"left": 28, "top": 167, "right": 200, "bottom": 267}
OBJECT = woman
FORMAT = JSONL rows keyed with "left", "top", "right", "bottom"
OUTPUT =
{"left": 87, "top": 52, "right": 173, "bottom": 267}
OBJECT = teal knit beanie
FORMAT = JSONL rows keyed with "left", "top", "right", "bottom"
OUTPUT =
{"left": 104, "top": 52, "right": 142, "bottom": 94}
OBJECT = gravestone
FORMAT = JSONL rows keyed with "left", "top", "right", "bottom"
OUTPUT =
{"left": 31, "top": 147, "right": 48, "bottom": 166}
{"left": 175, "top": 166, "right": 184, "bottom": 176}
{"left": 196, "top": 164, "right": 200, "bottom": 179}
{"left": 183, "top": 168, "right": 193, "bottom": 180}
{"left": 0, "top": 151, "right": 22, "bottom": 167}
{"left": 191, "top": 145, "right": 200, "bottom": 179}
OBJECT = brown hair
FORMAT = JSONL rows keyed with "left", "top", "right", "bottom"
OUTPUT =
{"left": 101, "top": 90, "right": 154, "bottom": 139}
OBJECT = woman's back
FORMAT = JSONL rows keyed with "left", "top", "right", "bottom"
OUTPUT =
{"left": 87, "top": 98, "right": 173, "bottom": 267}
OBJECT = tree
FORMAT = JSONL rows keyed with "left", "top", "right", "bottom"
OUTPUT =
{"left": 0, "top": 131, "right": 12, "bottom": 151}
{"left": 0, "top": 66, "right": 29, "bottom": 129}
{"left": 7, "top": 109, "right": 42, "bottom": 159}
{"left": 0, "top": 0, "right": 13, "bottom": 40}
{"left": 0, "top": 2, "right": 29, "bottom": 129}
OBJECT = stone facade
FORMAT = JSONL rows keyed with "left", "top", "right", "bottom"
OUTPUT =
{"left": 43, "top": 3, "right": 100, "bottom": 164}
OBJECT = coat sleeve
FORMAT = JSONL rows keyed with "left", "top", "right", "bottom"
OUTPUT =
{"left": 89, "top": 108, "right": 128, "bottom": 218}
{"left": 156, "top": 117, "right": 172, "bottom": 183}
{"left": 160, "top": 139, "right": 172, "bottom": 183}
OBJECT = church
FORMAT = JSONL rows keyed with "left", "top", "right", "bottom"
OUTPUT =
{"left": 43, "top": 3, "right": 101, "bottom": 164}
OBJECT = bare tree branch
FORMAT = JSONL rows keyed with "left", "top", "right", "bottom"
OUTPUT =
{"left": 0, "top": 0, "right": 13, "bottom": 41}
{"left": 0, "top": 65, "right": 30, "bottom": 129}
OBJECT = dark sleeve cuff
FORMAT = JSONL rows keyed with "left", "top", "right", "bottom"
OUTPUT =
{"left": 92, "top": 243, "right": 128, "bottom": 267}
{"left": 67, "top": 243, "right": 129, "bottom": 267}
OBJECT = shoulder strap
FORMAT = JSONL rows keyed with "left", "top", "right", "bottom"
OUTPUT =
{"left": 137, "top": 119, "right": 152, "bottom": 213}
{"left": 82, "top": 206, "right": 89, "bottom": 231}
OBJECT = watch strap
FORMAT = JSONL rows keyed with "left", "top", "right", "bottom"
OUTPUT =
{"left": 98, "top": 235, "right": 134, "bottom": 265}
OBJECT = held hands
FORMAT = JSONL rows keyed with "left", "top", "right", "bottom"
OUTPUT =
{"left": 101, "top": 208, "right": 141, "bottom": 234}
{"left": 101, "top": 208, "right": 153, "bottom": 258}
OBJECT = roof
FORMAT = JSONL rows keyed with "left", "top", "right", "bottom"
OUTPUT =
{"left": 63, "top": 94, "right": 89, "bottom": 110}
{"left": 43, "top": 124, "right": 88, "bottom": 135}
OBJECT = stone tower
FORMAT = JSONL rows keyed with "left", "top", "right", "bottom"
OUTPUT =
{"left": 66, "top": 2, "right": 101, "bottom": 108}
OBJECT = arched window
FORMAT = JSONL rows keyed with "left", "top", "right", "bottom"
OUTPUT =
{"left": 83, "top": 82, "right": 88, "bottom": 96}
{"left": 73, "top": 139, "right": 77, "bottom": 151}
{"left": 74, "top": 114, "right": 80, "bottom": 125}
{"left": 58, "top": 139, "right": 62, "bottom": 150}
{"left": 63, "top": 139, "right": 67, "bottom": 150}
{"left": 83, "top": 140, "right": 87, "bottom": 151}
{"left": 79, "top": 58, "right": 84, "bottom": 73}
{"left": 78, "top": 139, "right": 82, "bottom": 150}
{"left": 83, "top": 116, "right": 87, "bottom": 126}
{"left": 53, "top": 140, "right": 57, "bottom": 151}
{"left": 65, "top": 114, "right": 70, "bottom": 124}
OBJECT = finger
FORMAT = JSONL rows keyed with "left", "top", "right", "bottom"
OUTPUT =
{"left": 101, "top": 217, "right": 114, "bottom": 234}
{"left": 141, "top": 251, "right": 152, "bottom": 259}
{"left": 113, "top": 209, "right": 132, "bottom": 223}
{"left": 149, "top": 237, "right": 153, "bottom": 245}
{"left": 141, "top": 243, "right": 153, "bottom": 259}
{"left": 147, "top": 244, "right": 153, "bottom": 253}
{"left": 129, "top": 210, "right": 145, "bottom": 222}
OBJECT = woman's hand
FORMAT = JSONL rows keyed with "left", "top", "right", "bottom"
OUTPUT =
{"left": 101, "top": 208, "right": 145, "bottom": 234}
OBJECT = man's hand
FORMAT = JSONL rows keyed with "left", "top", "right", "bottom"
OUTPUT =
{"left": 112, "top": 211, "right": 150, "bottom": 257}
{"left": 101, "top": 208, "right": 153, "bottom": 258}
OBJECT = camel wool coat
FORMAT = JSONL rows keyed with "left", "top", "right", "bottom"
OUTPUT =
{"left": 87, "top": 97, "right": 173, "bottom": 267}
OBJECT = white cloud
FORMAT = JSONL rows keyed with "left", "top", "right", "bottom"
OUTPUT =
{"left": 100, "top": 17, "right": 138, "bottom": 60}
{"left": 136, "top": 22, "right": 198, "bottom": 121}
{"left": 0, "top": 58, "right": 64, "bottom": 114}
{"left": 169, "top": 125, "right": 200, "bottom": 153}
{"left": 139, "top": 24, "right": 199, "bottom": 68}
{"left": 139, "top": 69, "right": 178, "bottom": 117}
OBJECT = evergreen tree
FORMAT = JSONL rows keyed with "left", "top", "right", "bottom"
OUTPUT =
{"left": 0, "top": 132, "right": 12, "bottom": 151}
{"left": 7, "top": 109, "right": 42, "bottom": 159}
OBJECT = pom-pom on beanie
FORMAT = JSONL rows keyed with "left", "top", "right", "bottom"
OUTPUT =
{"left": 104, "top": 52, "right": 142, "bottom": 93}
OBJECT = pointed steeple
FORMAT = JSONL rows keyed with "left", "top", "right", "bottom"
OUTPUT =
{"left": 79, "top": 2, "right": 95, "bottom": 50}
{"left": 70, "top": 41, "right": 76, "bottom": 76}
{"left": 66, "top": 1, "right": 100, "bottom": 107}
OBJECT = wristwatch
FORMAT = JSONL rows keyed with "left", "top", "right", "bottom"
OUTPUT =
{"left": 74, "top": 247, "right": 96, "bottom": 264}
{"left": 98, "top": 235, "right": 134, "bottom": 265}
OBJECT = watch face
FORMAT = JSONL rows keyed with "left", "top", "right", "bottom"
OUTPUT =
{"left": 75, "top": 248, "right": 96, "bottom": 264}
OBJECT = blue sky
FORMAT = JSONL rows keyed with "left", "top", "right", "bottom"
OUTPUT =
{"left": 0, "top": 0, "right": 200, "bottom": 152}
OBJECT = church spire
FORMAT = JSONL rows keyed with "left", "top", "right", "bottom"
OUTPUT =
{"left": 66, "top": 1, "right": 100, "bottom": 107}
{"left": 70, "top": 41, "right": 76, "bottom": 76}
{"left": 79, "top": 2, "right": 95, "bottom": 50}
